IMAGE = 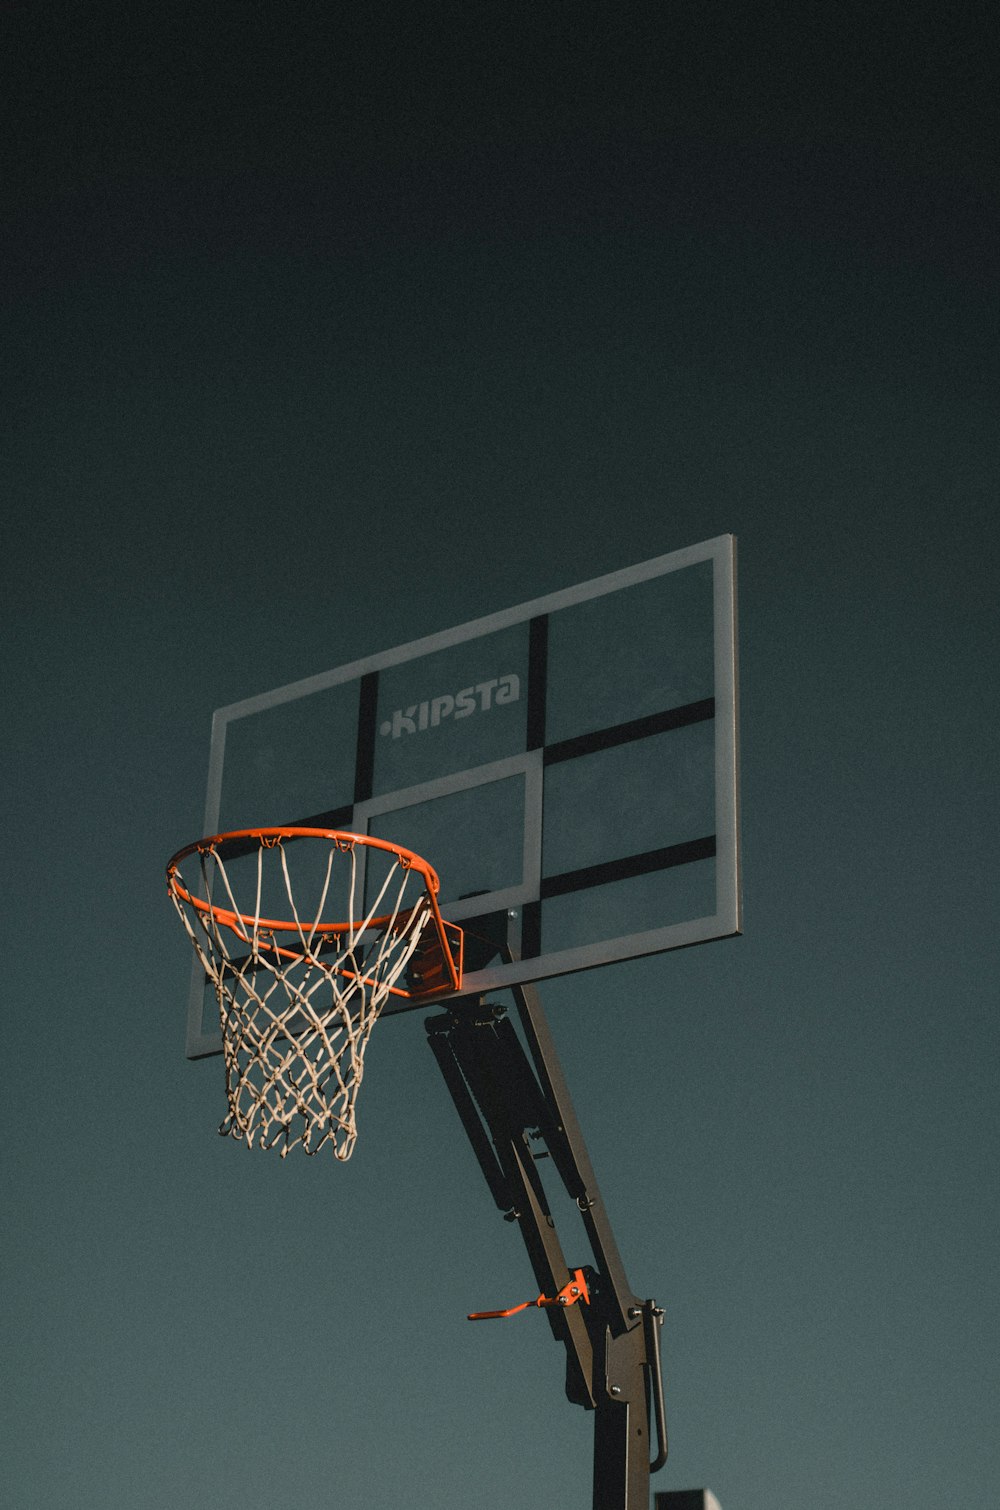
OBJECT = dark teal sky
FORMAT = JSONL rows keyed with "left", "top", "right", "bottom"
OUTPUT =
{"left": 4, "top": 8, "right": 997, "bottom": 1509}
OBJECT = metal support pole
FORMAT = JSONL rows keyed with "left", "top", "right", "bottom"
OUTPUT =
{"left": 425, "top": 980, "right": 668, "bottom": 1510}
{"left": 592, "top": 1320, "right": 655, "bottom": 1510}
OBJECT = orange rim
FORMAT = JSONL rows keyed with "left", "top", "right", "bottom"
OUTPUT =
{"left": 167, "top": 826, "right": 438, "bottom": 925}
{"left": 166, "top": 827, "right": 461, "bottom": 996}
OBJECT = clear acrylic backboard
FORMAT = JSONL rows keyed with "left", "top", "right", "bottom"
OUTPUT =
{"left": 185, "top": 535, "right": 740, "bottom": 1056}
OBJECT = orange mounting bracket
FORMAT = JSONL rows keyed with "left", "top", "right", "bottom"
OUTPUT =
{"left": 468, "top": 1267, "right": 591, "bottom": 1321}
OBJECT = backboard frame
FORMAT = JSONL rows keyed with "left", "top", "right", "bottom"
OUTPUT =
{"left": 185, "top": 535, "right": 740, "bottom": 1057}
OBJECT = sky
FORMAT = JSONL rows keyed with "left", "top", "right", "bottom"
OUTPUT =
{"left": 3, "top": 7, "right": 998, "bottom": 1509}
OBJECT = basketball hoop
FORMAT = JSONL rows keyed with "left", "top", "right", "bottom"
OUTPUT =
{"left": 166, "top": 828, "right": 463, "bottom": 1159}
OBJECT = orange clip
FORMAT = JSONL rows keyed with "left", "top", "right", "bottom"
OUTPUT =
{"left": 468, "top": 1267, "right": 590, "bottom": 1320}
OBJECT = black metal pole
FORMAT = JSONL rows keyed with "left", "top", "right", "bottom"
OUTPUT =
{"left": 425, "top": 982, "right": 667, "bottom": 1510}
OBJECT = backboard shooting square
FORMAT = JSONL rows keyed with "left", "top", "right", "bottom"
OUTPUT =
{"left": 186, "top": 535, "right": 740, "bottom": 1056}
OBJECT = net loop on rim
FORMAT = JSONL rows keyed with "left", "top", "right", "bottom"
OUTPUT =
{"left": 167, "top": 828, "right": 462, "bottom": 1160}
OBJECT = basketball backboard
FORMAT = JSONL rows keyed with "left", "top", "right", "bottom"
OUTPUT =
{"left": 185, "top": 535, "right": 739, "bottom": 1056}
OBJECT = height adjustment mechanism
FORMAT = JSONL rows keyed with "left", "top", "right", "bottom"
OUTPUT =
{"left": 468, "top": 1267, "right": 591, "bottom": 1321}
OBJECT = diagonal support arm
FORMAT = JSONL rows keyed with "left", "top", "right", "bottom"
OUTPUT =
{"left": 424, "top": 976, "right": 668, "bottom": 1510}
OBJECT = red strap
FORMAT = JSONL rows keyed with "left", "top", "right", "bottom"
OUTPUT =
{"left": 468, "top": 1268, "right": 590, "bottom": 1320}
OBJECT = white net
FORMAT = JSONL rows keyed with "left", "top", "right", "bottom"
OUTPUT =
{"left": 169, "top": 833, "right": 435, "bottom": 1159}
